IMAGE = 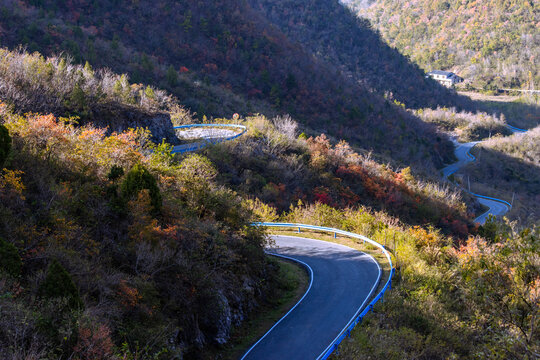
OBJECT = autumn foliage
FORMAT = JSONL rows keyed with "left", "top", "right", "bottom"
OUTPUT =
{"left": 0, "top": 106, "right": 272, "bottom": 358}
{"left": 208, "top": 115, "right": 473, "bottom": 237}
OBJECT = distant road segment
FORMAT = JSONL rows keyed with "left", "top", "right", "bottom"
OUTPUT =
{"left": 171, "top": 124, "right": 246, "bottom": 154}
{"left": 475, "top": 197, "right": 510, "bottom": 224}
{"left": 442, "top": 124, "right": 527, "bottom": 224}
{"left": 441, "top": 140, "right": 479, "bottom": 178}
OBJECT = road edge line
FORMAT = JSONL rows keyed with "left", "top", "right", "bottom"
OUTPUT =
{"left": 316, "top": 252, "right": 382, "bottom": 360}
{"left": 240, "top": 252, "right": 314, "bottom": 360}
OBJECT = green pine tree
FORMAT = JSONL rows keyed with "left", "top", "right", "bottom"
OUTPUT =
{"left": 57, "top": 57, "right": 67, "bottom": 73}
{"left": 121, "top": 163, "right": 162, "bottom": 214}
{"left": 0, "top": 237, "right": 22, "bottom": 277}
{"left": 83, "top": 61, "right": 94, "bottom": 77}
{"left": 113, "top": 80, "right": 124, "bottom": 98}
{"left": 39, "top": 259, "right": 82, "bottom": 309}
{"left": 66, "top": 83, "right": 89, "bottom": 118}
{"left": 166, "top": 65, "right": 178, "bottom": 87}
{"left": 144, "top": 85, "right": 156, "bottom": 100}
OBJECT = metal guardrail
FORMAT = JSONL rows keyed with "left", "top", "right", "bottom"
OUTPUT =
{"left": 470, "top": 193, "right": 512, "bottom": 208}
{"left": 252, "top": 222, "right": 395, "bottom": 360}
{"left": 506, "top": 124, "right": 527, "bottom": 133}
{"left": 171, "top": 124, "right": 247, "bottom": 154}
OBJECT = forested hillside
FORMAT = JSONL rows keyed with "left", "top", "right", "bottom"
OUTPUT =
{"left": 0, "top": 103, "right": 277, "bottom": 359}
{"left": 0, "top": 47, "right": 537, "bottom": 359}
{"left": 248, "top": 0, "right": 467, "bottom": 109}
{"left": 348, "top": 0, "right": 540, "bottom": 91}
{"left": 0, "top": 48, "right": 472, "bottom": 358}
{"left": 0, "top": 0, "right": 459, "bottom": 169}
{"left": 1, "top": 1, "right": 538, "bottom": 359}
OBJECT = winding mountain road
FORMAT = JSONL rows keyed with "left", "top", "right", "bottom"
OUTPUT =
{"left": 242, "top": 235, "right": 381, "bottom": 360}
{"left": 475, "top": 197, "right": 510, "bottom": 224}
{"left": 171, "top": 126, "right": 388, "bottom": 359}
{"left": 442, "top": 125, "right": 526, "bottom": 224}
{"left": 441, "top": 140, "right": 479, "bottom": 178}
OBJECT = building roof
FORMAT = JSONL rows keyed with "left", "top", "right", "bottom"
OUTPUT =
{"left": 428, "top": 70, "right": 454, "bottom": 77}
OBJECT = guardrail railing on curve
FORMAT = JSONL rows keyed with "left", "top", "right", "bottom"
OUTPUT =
{"left": 252, "top": 222, "right": 395, "bottom": 360}
{"left": 171, "top": 124, "right": 247, "bottom": 154}
{"left": 506, "top": 124, "right": 527, "bottom": 133}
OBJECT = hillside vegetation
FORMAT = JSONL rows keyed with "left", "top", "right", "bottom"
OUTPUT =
{"left": 248, "top": 0, "right": 468, "bottom": 110}
{"left": 413, "top": 107, "right": 511, "bottom": 142}
{"left": 0, "top": 48, "right": 472, "bottom": 358}
{"left": 482, "top": 126, "right": 540, "bottom": 166}
{"left": 457, "top": 91, "right": 540, "bottom": 130}
{"left": 0, "top": 44, "right": 538, "bottom": 359}
{"left": 201, "top": 115, "right": 474, "bottom": 236}
{"left": 457, "top": 128, "right": 540, "bottom": 223}
{"left": 348, "top": 0, "right": 540, "bottom": 91}
{"left": 0, "top": 0, "right": 461, "bottom": 170}
{"left": 331, "top": 214, "right": 539, "bottom": 359}
{"left": 0, "top": 103, "right": 280, "bottom": 358}
{"left": 0, "top": 49, "right": 179, "bottom": 143}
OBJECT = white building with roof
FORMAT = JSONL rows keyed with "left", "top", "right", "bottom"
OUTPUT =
{"left": 427, "top": 70, "right": 463, "bottom": 87}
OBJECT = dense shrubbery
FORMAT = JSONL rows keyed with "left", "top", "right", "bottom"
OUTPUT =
{"left": 481, "top": 126, "right": 540, "bottom": 167}
{"left": 121, "top": 163, "right": 162, "bottom": 214}
{"left": 0, "top": 49, "right": 173, "bottom": 116}
{"left": 0, "top": 49, "right": 180, "bottom": 143}
{"left": 204, "top": 115, "right": 473, "bottom": 237}
{"left": 463, "top": 93, "right": 540, "bottom": 129}
{"left": 0, "top": 105, "right": 273, "bottom": 358}
{"left": 414, "top": 106, "right": 511, "bottom": 141}
{"left": 333, "top": 217, "right": 539, "bottom": 359}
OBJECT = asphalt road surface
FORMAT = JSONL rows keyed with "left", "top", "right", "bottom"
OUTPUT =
{"left": 442, "top": 139, "right": 511, "bottom": 224}
{"left": 441, "top": 140, "right": 479, "bottom": 178}
{"left": 171, "top": 125, "right": 245, "bottom": 153}
{"left": 475, "top": 197, "right": 510, "bottom": 224}
{"left": 470, "top": 123, "right": 526, "bottom": 223}
{"left": 241, "top": 235, "right": 381, "bottom": 360}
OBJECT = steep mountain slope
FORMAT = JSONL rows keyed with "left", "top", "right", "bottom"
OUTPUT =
{"left": 1, "top": 45, "right": 537, "bottom": 360}
{"left": 248, "top": 0, "right": 469, "bottom": 109}
{"left": 0, "top": 0, "right": 455, "bottom": 169}
{"left": 0, "top": 104, "right": 277, "bottom": 359}
{"left": 348, "top": 0, "right": 540, "bottom": 90}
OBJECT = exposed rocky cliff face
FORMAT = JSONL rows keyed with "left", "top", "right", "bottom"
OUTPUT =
{"left": 93, "top": 109, "right": 179, "bottom": 145}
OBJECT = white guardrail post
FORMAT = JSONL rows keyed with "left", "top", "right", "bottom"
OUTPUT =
{"left": 252, "top": 222, "right": 395, "bottom": 360}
